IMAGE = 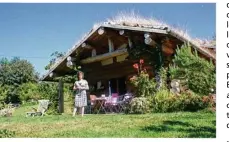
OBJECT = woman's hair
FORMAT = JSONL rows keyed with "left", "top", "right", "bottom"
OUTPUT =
{"left": 77, "top": 71, "right": 84, "bottom": 78}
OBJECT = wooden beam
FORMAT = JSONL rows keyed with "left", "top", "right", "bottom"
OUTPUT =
{"left": 117, "top": 43, "right": 127, "bottom": 50}
{"left": 162, "top": 40, "right": 175, "bottom": 55}
{"left": 80, "top": 48, "right": 128, "bottom": 64}
{"left": 66, "top": 61, "right": 75, "bottom": 68}
{"left": 58, "top": 80, "right": 64, "bottom": 113}
{"left": 98, "top": 27, "right": 105, "bottom": 35}
{"left": 102, "top": 24, "right": 168, "bottom": 35}
{"left": 49, "top": 72, "right": 54, "bottom": 77}
{"left": 162, "top": 45, "right": 175, "bottom": 55}
{"left": 49, "top": 72, "right": 58, "bottom": 78}
{"left": 119, "top": 30, "right": 125, "bottom": 35}
{"left": 81, "top": 43, "right": 93, "bottom": 49}
{"left": 92, "top": 49, "right": 97, "bottom": 57}
{"left": 145, "top": 37, "right": 156, "bottom": 46}
{"left": 144, "top": 33, "right": 151, "bottom": 39}
{"left": 67, "top": 56, "right": 76, "bottom": 62}
{"left": 108, "top": 38, "right": 114, "bottom": 52}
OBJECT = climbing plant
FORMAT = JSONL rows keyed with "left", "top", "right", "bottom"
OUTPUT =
{"left": 127, "top": 38, "right": 165, "bottom": 89}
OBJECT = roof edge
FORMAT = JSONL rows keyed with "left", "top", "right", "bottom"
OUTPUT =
{"left": 40, "top": 25, "right": 102, "bottom": 81}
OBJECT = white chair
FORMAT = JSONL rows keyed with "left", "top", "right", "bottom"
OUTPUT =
{"left": 26, "top": 100, "right": 50, "bottom": 117}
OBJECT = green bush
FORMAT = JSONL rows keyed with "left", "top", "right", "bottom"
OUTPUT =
{"left": 151, "top": 89, "right": 206, "bottom": 113}
{"left": 17, "top": 83, "right": 41, "bottom": 103}
{"left": 0, "top": 129, "right": 15, "bottom": 138}
{"left": 169, "top": 43, "right": 215, "bottom": 96}
{"left": 151, "top": 89, "right": 176, "bottom": 112}
{"left": 37, "top": 82, "right": 59, "bottom": 115}
{"left": 130, "top": 72, "right": 156, "bottom": 97}
{"left": 129, "top": 97, "right": 151, "bottom": 114}
{"left": 178, "top": 93, "right": 204, "bottom": 112}
{"left": 0, "top": 85, "right": 20, "bottom": 104}
{"left": 0, "top": 85, "right": 9, "bottom": 109}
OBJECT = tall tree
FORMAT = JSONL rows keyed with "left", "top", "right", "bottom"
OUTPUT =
{"left": 0, "top": 57, "right": 38, "bottom": 86}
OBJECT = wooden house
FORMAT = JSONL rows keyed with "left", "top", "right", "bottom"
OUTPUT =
{"left": 41, "top": 21, "right": 216, "bottom": 113}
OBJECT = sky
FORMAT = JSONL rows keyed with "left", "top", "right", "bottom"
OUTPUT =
{"left": 0, "top": 3, "right": 216, "bottom": 76}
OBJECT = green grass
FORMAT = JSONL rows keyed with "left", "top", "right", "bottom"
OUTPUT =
{"left": 0, "top": 104, "right": 216, "bottom": 138}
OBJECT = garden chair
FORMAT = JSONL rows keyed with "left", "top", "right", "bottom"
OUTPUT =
{"left": 116, "top": 95, "right": 126, "bottom": 113}
{"left": 112, "top": 93, "right": 118, "bottom": 98}
{"left": 105, "top": 95, "right": 124, "bottom": 113}
{"left": 87, "top": 95, "right": 97, "bottom": 114}
{"left": 26, "top": 100, "right": 49, "bottom": 117}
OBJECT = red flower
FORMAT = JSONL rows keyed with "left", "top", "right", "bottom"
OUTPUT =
{"left": 133, "top": 63, "right": 139, "bottom": 69}
{"left": 140, "top": 59, "right": 144, "bottom": 64}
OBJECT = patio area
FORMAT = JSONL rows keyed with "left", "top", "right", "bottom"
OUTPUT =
{"left": 86, "top": 93, "right": 133, "bottom": 114}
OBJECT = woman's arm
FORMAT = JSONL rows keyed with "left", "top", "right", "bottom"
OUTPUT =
{"left": 79, "top": 80, "right": 89, "bottom": 90}
{"left": 73, "top": 82, "right": 79, "bottom": 90}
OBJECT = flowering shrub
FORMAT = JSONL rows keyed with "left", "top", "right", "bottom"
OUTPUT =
{"left": 129, "top": 59, "right": 156, "bottom": 97}
{"left": 150, "top": 89, "right": 209, "bottom": 113}
{"left": 129, "top": 97, "right": 151, "bottom": 114}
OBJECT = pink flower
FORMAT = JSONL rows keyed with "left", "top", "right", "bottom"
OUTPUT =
{"left": 133, "top": 63, "right": 139, "bottom": 69}
{"left": 140, "top": 59, "right": 144, "bottom": 64}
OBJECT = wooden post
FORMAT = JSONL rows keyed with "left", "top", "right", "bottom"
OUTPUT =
{"left": 58, "top": 80, "right": 64, "bottom": 113}
{"left": 116, "top": 79, "right": 119, "bottom": 94}
{"left": 108, "top": 38, "right": 114, "bottom": 52}
{"left": 92, "top": 49, "right": 96, "bottom": 57}
{"left": 128, "top": 37, "right": 133, "bottom": 49}
{"left": 155, "top": 41, "right": 164, "bottom": 90}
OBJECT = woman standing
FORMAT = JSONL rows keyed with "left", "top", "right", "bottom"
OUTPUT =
{"left": 73, "top": 71, "right": 89, "bottom": 117}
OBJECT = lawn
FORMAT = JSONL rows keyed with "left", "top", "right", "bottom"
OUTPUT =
{"left": 0, "top": 104, "right": 216, "bottom": 138}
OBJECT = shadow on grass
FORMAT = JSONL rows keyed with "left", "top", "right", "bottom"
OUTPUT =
{"left": 142, "top": 120, "right": 216, "bottom": 138}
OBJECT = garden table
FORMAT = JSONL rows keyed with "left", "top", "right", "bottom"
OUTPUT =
{"left": 94, "top": 97, "right": 107, "bottom": 114}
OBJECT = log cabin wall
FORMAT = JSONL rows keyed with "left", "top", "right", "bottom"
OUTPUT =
{"left": 83, "top": 59, "right": 154, "bottom": 84}
{"left": 42, "top": 25, "right": 215, "bottom": 83}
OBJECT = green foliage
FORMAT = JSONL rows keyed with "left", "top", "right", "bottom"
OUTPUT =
{"left": 129, "top": 97, "right": 151, "bottom": 114}
{"left": 130, "top": 72, "right": 157, "bottom": 97}
{"left": 157, "top": 67, "right": 168, "bottom": 90}
{"left": 169, "top": 43, "right": 215, "bottom": 96}
{"left": 0, "top": 57, "right": 38, "bottom": 103}
{"left": 151, "top": 89, "right": 173, "bottom": 112}
{"left": 151, "top": 89, "right": 207, "bottom": 113}
{"left": 37, "top": 82, "right": 59, "bottom": 114}
{"left": 0, "top": 57, "right": 38, "bottom": 87}
{"left": 0, "top": 85, "right": 20, "bottom": 104}
{"left": 0, "top": 129, "right": 15, "bottom": 138}
{"left": 17, "top": 83, "right": 41, "bottom": 103}
{"left": 0, "top": 85, "right": 9, "bottom": 108}
{"left": 127, "top": 40, "right": 163, "bottom": 69}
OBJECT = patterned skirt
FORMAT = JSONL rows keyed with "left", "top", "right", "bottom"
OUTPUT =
{"left": 75, "top": 91, "right": 87, "bottom": 107}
